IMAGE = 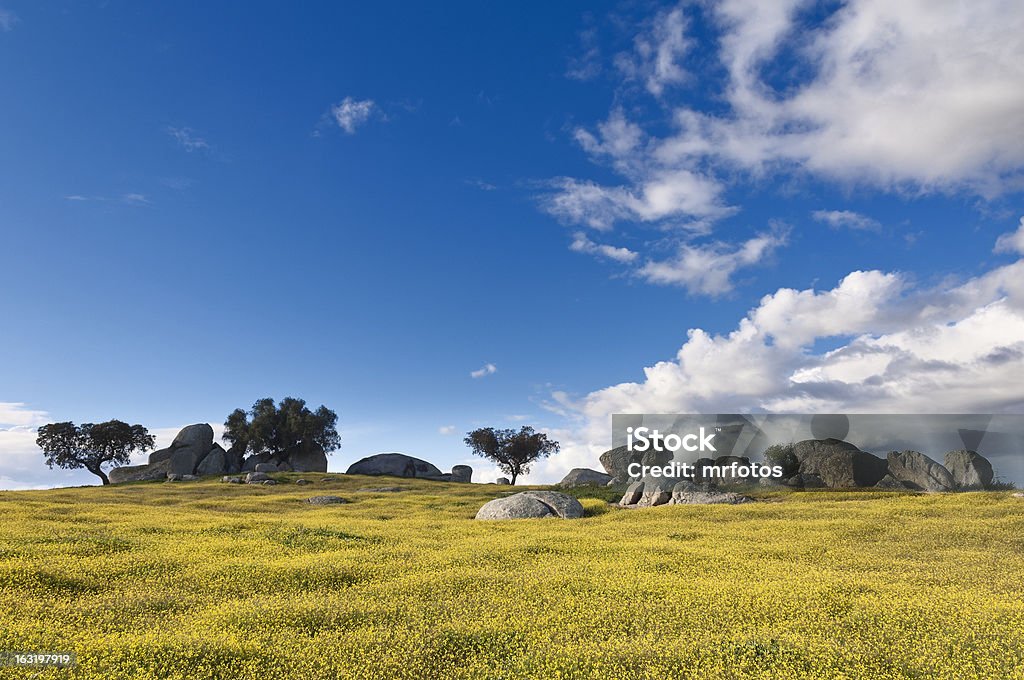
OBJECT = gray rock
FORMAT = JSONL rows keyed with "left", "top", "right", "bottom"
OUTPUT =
{"left": 109, "top": 459, "right": 172, "bottom": 483}
{"left": 944, "top": 450, "right": 994, "bottom": 490}
{"left": 196, "top": 444, "right": 227, "bottom": 477}
{"left": 559, "top": 468, "right": 613, "bottom": 487}
{"left": 245, "top": 471, "right": 271, "bottom": 484}
{"left": 295, "top": 479, "right": 311, "bottom": 485}
{"left": 277, "top": 460, "right": 293, "bottom": 472}
{"left": 793, "top": 439, "right": 888, "bottom": 488}
{"left": 261, "top": 480, "right": 277, "bottom": 486}
{"left": 450, "top": 465, "right": 473, "bottom": 483}
{"left": 166, "top": 473, "right": 182, "bottom": 482}
{"left": 875, "top": 474, "right": 910, "bottom": 490}
{"left": 281, "top": 441, "right": 328, "bottom": 473}
{"left": 670, "top": 490, "right": 753, "bottom": 505}
{"left": 599, "top": 445, "right": 673, "bottom": 483}
{"left": 887, "top": 451, "right": 955, "bottom": 492}
{"left": 224, "top": 445, "right": 245, "bottom": 474}
{"left": 167, "top": 424, "right": 216, "bottom": 476}
{"left": 181, "top": 474, "right": 197, "bottom": 481}
{"left": 637, "top": 476, "right": 677, "bottom": 507}
{"left": 305, "top": 495, "right": 349, "bottom": 505}
{"left": 346, "top": 452, "right": 443, "bottom": 479}
{"left": 148, "top": 447, "right": 174, "bottom": 465}
{"left": 670, "top": 480, "right": 700, "bottom": 501}
{"left": 797, "top": 473, "right": 826, "bottom": 489}
{"left": 758, "top": 476, "right": 786, "bottom": 487}
{"left": 496, "top": 477, "right": 511, "bottom": 485}
{"left": 242, "top": 452, "right": 273, "bottom": 472}
{"left": 619, "top": 480, "right": 645, "bottom": 506}
{"left": 221, "top": 476, "right": 242, "bottom": 484}
{"left": 475, "top": 491, "right": 584, "bottom": 520}
{"left": 254, "top": 463, "right": 279, "bottom": 473}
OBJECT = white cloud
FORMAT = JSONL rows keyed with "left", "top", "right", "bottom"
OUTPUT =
{"left": 532, "top": 227, "right": 1024, "bottom": 484}
{"left": 121, "top": 193, "right": 150, "bottom": 206}
{"left": 331, "top": 97, "right": 377, "bottom": 134}
{"left": 438, "top": 425, "right": 456, "bottom": 435}
{"left": 615, "top": 5, "right": 690, "bottom": 96}
{"left": 0, "top": 403, "right": 49, "bottom": 427}
{"left": 166, "top": 126, "right": 209, "bottom": 152}
{"left": 812, "top": 210, "right": 881, "bottom": 232}
{"left": 995, "top": 217, "right": 1024, "bottom": 255}
{"left": 470, "top": 363, "right": 497, "bottom": 379}
{"left": 637, "top": 229, "right": 787, "bottom": 295}
{"left": 569, "top": 231, "right": 638, "bottom": 263}
{"left": 0, "top": 9, "right": 17, "bottom": 32}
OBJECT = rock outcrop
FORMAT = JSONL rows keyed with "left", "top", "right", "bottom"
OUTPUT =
{"left": 346, "top": 453, "right": 442, "bottom": 478}
{"left": 559, "top": 468, "right": 613, "bottom": 487}
{"left": 451, "top": 465, "right": 473, "bottom": 483}
{"left": 618, "top": 479, "right": 752, "bottom": 507}
{"left": 793, "top": 438, "right": 888, "bottom": 488}
{"left": 886, "top": 450, "right": 955, "bottom": 491}
{"left": 599, "top": 445, "right": 673, "bottom": 483}
{"left": 475, "top": 491, "right": 584, "bottom": 520}
{"left": 108, "top": 459, "right": 171, "bottom": 484}
{"left": 943, "top": 450, "right": 994, "bottom": 490}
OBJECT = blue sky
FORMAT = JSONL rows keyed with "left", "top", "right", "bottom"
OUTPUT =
{"left": 2, "top": 1, "right": 1024, "bottom": 488}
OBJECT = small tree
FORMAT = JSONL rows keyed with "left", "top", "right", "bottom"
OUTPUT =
{"left": 463, "top": 426, "right": 559, "bottom": 485}
{"left": 36, "top": 420, "right": 155, "bottom": 485}
{"left": 223, "top": 397, "right": 340, "bottom": 456}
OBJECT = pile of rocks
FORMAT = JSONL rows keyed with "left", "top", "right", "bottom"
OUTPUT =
{"left": 599, "top": 437, "right": 997, "bottom": 506}
{"left": 108, "top": 424, "right": 329, "bottom": 483}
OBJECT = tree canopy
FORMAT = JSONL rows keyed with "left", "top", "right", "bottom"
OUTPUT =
{"left": 223, "top": 397, "right": 340, "bottom": 456}
{"left": 36, "top": 420, "right": 155, "bottom": 485}
{"left": 463, "top": 426, "right": 559, "bottom": 485}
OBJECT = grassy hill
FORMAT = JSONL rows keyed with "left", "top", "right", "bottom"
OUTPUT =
{"left": 1, "top": 476, "right": 1022, "bottom": 679}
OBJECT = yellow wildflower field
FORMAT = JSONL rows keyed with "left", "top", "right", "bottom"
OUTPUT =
{"left": 1, "top": 476, "right": 1022, "bottom": 679}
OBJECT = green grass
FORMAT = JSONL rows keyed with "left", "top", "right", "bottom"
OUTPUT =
{"left": 0, "top": 474, "right": 1022, "bottom": 679}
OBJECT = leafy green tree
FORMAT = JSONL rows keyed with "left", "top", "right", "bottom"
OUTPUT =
{"left": 223, "top": 397, "right": 340, "bottom": 456}
{"left": 36, "top": 420, "right": 155, "bottom": 485}
{"left": 463, "top": 426, "right": 559, "bottom": 485}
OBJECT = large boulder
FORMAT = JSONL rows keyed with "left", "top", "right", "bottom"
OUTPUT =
{"left": 167, "top": 424, "right": 216, "bottom": 476}
{"left": 195, "top": 444, "right": 227, "bottom": 476}
{"left": 242, "top": 452, "right": 273, "bottom": 472}
{"left": 619, "top": 480, "right": 645, "bottom": 506}
{"left": 108, "top": 459, "right": 171, "bottom": 484}
{"left": 887, "top": 451, "right": 955, "bottom": 491}
{"left": 599, "top": 445, "right": 673, "bottom": 483}
{"left": 450, "top": 465, "right": 473, "bottom": 483}
{"left": 346, "top": 453, "right": 443, "bottom": 479}
{"left": 637, "top": 476, "right": 677, "bottom": 507}
{"left": 671, "top": 489, "right": 753, "bottom": 505}
{"left": 281, "top": 441, "right": 329, "bottom": 473}
{"left": 944, "top": 450, "right": 994, "bottom": 490}
{"left": 224, "top": 445, "right": 244, "bottom": 474}
{"left": 475, "top": 491, "right": 584, "bottom": 520}
{"left": 793, "top": 438, "right": 888, "bottom": 488}
{"left": 559, "top": 468, "right": 613, "bottom": 487}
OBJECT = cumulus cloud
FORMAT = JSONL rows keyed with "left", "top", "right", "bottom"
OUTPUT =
{"left": 331, "top": 97, "right": 377, "bottom": 134}
{"left": 438, "top": 425, "right": 456, "bottom": 435}
{"left": 569, "top": 232, "right": 638, "bottom": 263}
{"left": 995, "top": 217, "right": 1024, "bottom": 255}
{"left": 531, "top": 227, "right": 1024, "bottom": 483}
{"left": 812, "top": 210, "right": 881, "bottom": 232}
{"left": 470, "top": 363, "right": 497, "bottom": 379}
{"left": 638, "top": 229, "right": 787, "bottom": 295}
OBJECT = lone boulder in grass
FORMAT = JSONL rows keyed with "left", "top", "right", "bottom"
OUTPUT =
{"left": 475, "top": 491, "right": 584, "bottom": 520}
{"left": 558, "top": 468, "right": 613, "bottom": 487}
{"left": 943, "top": 450, "right": 994, "bottom": 490}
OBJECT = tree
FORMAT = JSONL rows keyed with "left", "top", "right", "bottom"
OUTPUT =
{"left": 463, "top": 426, "right": 559, "bottom": 485}
{"left": 223, "top": 397, "right": 340, "bottom": 456}
{"left": 763, "top": 443, "right": 799, "bottom": 478}
{"left": 36, "top": 420, "right": 155, "bottom": 485}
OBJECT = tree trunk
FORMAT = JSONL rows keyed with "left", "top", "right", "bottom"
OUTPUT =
{"left": 89, "top": 467, "right": 110, "bottom": 485}
{"left": 510, "top": 470, "right": 518, "bottom": 485}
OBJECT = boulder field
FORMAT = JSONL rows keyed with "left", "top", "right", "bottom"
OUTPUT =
{"left": 109, "top": 427, "right": 473, "bottom": 484}
{"left": 598, "top": 437, "right": 998, "bottom": 507}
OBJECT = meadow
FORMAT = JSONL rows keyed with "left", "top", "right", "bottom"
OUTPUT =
{"left": 1, "top": 475, "right": 1022, "bottom": 679}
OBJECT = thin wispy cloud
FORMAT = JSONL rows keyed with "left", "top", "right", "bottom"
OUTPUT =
{"left": 438, "top": 425, "right": 456, "bottom": 435}
{"left": 0, "top": 8, "right": 18, "bottom": 32}
{"left": 470, "top": 363, "right": 497, "bottom": 379}
{"left": 63, "top": 193, "right": 151, "bottom": 206}
{"left": 331, "top": 97, "right": 377, "bottom": 134}
{"left": 166, "top": 126, "right": 209, "bottom": 152}
{"left": 812, "top": 210, "right": 881, "bottom": 232}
